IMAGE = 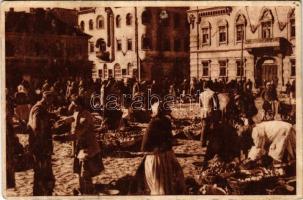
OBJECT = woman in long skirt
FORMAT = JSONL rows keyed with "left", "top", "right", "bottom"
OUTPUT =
{"left": 140, "top": 101, "right": 185, "bottom": 195}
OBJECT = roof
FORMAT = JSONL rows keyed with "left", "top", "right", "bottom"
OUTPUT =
{"left": 5, "top": 8, "right": 91, "bottom": 38}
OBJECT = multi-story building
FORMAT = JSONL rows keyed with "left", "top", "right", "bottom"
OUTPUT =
{"left": 5, "top": 8, "right": 92, "bottom": 86}
{"left": 187, "top": 6, "right": 296, "bottom": 90}
{"left": 78, "top": 7, "right": 189, "bottom": 82}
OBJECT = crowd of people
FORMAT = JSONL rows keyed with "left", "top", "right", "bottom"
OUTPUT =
{"left": 5, "top": 74, "right": 296, "bottom": 195}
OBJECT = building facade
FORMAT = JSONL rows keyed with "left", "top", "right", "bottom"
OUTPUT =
{"left": 5, "top": 8, "right": 92, "bottom": 86}
{"left": 78, "top": 7, "right": 189, "bottom": 82}
{"left": 187, "top": 6, "right": 296, "bottom": 90}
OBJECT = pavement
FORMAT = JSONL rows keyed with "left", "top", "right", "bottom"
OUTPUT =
{"left": 5, "top": 97, "right": 290, "bottom": 196}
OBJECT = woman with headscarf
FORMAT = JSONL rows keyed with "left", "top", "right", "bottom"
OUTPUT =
{"left": 135, "top": 101, "right": 185, "bottom": 195}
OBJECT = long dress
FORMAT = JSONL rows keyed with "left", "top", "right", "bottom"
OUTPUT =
{"left": 139, "top": 116, "right": 185, "bottom": 195}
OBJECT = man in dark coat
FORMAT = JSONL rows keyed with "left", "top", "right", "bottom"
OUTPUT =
{"left": 28, "top": 91, "right": 56, "bottom": 195}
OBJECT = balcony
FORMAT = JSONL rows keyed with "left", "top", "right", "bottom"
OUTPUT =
{"left": 245, "top": 37, "right": 287, "bottom": 49}
{"left": 245, "top": 37, "right": 292, "bottom": 55}
{"left": 96, "top": 51, "right": 110, "bottom": 61}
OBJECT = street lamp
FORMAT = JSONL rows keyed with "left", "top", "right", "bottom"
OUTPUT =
{"left": 240, "top": 25, "right": 244, "bottom": 81}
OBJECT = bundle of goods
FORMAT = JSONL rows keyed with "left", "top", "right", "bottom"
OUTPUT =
{"left": 195, "top": 155, "right": 289, "bottom": 195}
{"left": 97, "top": 125, "right": 145, "bottom": 153}
{"left": 173, "top": 118, "right": 201, "bottom": 139}
{"left": 227, "top": 167, "right": 280, "bottom": 194}
{"left": 199, "top": 155, "right": 239, "bottom": 179}
{"left": 194, "top": 155, "right": 236, "bottom": 194}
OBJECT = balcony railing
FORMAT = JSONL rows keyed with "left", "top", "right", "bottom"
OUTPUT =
{"left": 245, "top": 37, "right": 282, "bottom": 49}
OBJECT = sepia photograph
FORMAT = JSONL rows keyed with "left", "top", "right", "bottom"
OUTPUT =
{"left": 1, "top": 1, "right": 301, "bottom": 198}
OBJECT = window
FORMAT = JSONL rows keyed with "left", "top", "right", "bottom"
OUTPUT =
{"left": 116, "top": 15, "right": 121, "bottom": 28}
{"left": 261, "top": 21, "right": 272, "bottom": 39}
{"left": 96, "top": 38, "right": 106, "bottom": 51}
{"left": 291, "top": 59, "right": 296, "bottom": 77}
{"left": 219, "top": 60, "right": 227, "bottom": 77}
{"left": 142, "top": 10, "right": 151, "bottom": 24}
{"left": 89, "top": 42, "right": 94, "bottom": 52}
{"left": 117, "top": 39, "right": 122, "bottom": 51}
{"left": 163, "top": 38, "right": 170, "bottom": 51}
{"left": 127, "top": 39, "right": 132, "bottom": 50}
{"left": 235, "top": 14, "right": 246, "bottom": 42}
{"left": 126, "top": 13, "right": 132, "bottom": 26}
{"left": 80, "top": 21, "right": 85, "bottom": 31}
{"left": 174, "top": 13, "right": 180, "bottom": 28}
{"left": 219, "top": 26, "right": 227, "bottom": 43}
{"left": 89, "top": 19, "right": 93, "bottom": 30}
{"left": 202, "top": 28, "right": 209, "bottom": 44}
{"left": 236, "top": 60, "right": 244, "bottom": 77}
{"left": 127, "top": 63, "right": 132, "bottom": 75}
{"left": 202, "top": 61, "right": 209, "bottom": 77}
{"left": 174, "top": 39, "right": 181, "bottom": 51}
{"left": 104, "top": 64, "right": 108, "bottom": 78}
{"left": 114, "top": 64, "right": 121, "bottom": 78}
{"left": 96, "top": 15, "right": 104, "bottom": 29}
{"left": 290, "top": 18, "right": 295, "bottom": 37}
{"left": 122, "top": 69, "right": 127, "bottom": 76}
{"left": 236, "top": 24, "right": 244, "bottom": 42}
{"left": 142, "top": 35, "right": 151, "bottom": 50}
{"left": 98, "top": 69, "right": 103, "bottom": 78}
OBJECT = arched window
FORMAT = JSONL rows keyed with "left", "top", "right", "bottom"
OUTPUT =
{"left": 96, "top": 38, "right": 106, "bottom": 52}
{"left": 201, "top": 21, "right": 211, "bottom": 46}
{"left": 116, "top": 15, "right": 121, "bottom": 28}
{"left": 235, "top": 14, "right": 247, "bottom": 42}
{"left": 127, "top": 63, "right": 133, "bottom": 76}
{"left": 89, "top": 19, "right": 93, "bottom": 30}
{"left": 217, "top": 19, "right": 228, "bottom": 44}
{"left": 114, "top": 63, "right": 121, "bottom": 78}
{"left": 80, "top": 21, "right": 85, "bottom": 31}
{"left": 126, "top": 13, "right": 132, "bottom": 26}
{"left": 142, "top": 10, "right": 151, "bottom": 24}
{"left": 96, "top": 15, "right": 104, "bottom": 29}
{"left": 141, "top": 34, "right": 151, "bottom": 50}
{"left": 259, "top": 8, "right": 274, "bottom": 39}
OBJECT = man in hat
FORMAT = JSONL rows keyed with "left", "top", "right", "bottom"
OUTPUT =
{"left": 54, "top": 96, "right": 103, "bottom": 195}
{"left": 28, "top": 91, "right": 56, "bottom": 195}
{"left": 262, "top": 81, "right": 279, "bottom": 119}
